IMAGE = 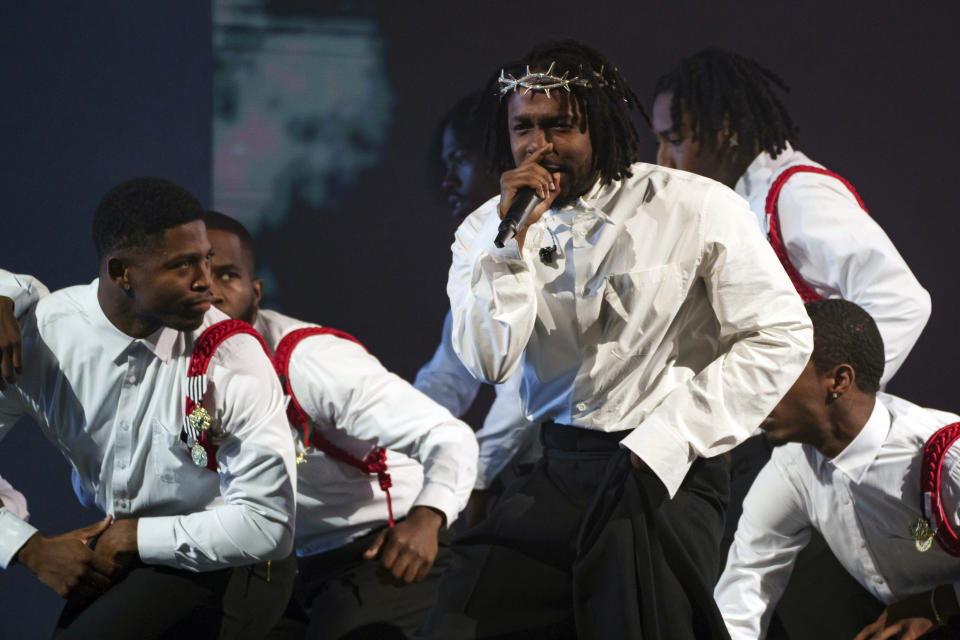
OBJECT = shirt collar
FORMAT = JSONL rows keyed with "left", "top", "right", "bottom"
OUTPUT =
{"left": 85, "top": 279, "right": 181, "bottom": 364}
{"left": 734, "top": 142, "right": 797, "bottom": 201}
{"left": 556, "top": 175, "right": 619, "bottom": 223}
{"left": 826, "top": 399, "right": 891, "bottom": 482}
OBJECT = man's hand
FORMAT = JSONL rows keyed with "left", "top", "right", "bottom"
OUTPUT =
{"left": 362, "top": 506, "right": 443, "bottom": 584}
{"left": 15, "top": 516, "right": 114, "bottom": 598}
{"left": 92, "top": 517, "right": 140, "bottom": 580}
{"left": 0, "top": 296, "right": 22, "bottom": 390}
{"left": 853, "top": 587, "right": 956, "bottom": 640}
{"left": 498, "top": 144, "right": 561, "bottom": 252}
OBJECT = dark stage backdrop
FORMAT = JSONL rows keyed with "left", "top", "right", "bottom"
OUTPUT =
{"left": 1, "top": 1, "right": 957, "bottom": 635}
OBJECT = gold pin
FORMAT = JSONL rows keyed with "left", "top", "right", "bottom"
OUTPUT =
{"left": 909, "top": 517, "right": 934, "bottom": 552}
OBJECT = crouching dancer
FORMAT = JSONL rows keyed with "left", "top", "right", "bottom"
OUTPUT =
{"left": 0, "top": 178, "right": 296, "bottom": 638}
{"left": 716, "top": 299, "right": 960, "bottom": 640}
{"left": 203, "top": 211, "right": 478, "bottom": 639}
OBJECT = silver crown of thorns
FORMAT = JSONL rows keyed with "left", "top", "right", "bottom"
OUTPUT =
{"left": 498, "top": 61, "right": 596, "bottom": 98}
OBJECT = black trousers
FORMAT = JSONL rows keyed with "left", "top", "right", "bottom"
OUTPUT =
{"left": 268, "top": 525, "right": 453, "bottom": 640}
{"left": 54, "top": 555, "right": 297, "bottom": 640}
{"left": 422, "top": 423, "right": 730, "bottom": 640}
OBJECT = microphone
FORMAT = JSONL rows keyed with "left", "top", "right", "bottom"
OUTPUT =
{"left": 494, "top": 187, "right": 543, "bottom": 248}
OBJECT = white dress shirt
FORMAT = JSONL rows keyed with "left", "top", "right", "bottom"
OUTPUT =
{"left": 414, "top": 309, "right": 540, "bottom": 490}
{"left": 0, "top": 270, "right": 49, "bottom": 314}
{"left": 734, "top": 146, "right": 931, "bottom": 385}
{"left": 715, "top": 393, "right": 960, "bottom": 640}
{"left": 448, "top": 162, "right": 813, "bottom": 496}
{"left": 254, "top": 309, "right": 478, "bottom": 556}
{"left": 0, "top": 475, "right": 28, "bottom": 521}
{"left": 0, "top": 280, "right": 296, "bottom": 571}
{"left": 0, "top": 271, "right": 45, "bottom": 524}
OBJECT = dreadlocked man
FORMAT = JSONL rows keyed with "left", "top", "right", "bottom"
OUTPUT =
{"left": 652, "top": 49, "right": 933, "bottom": 639}
{"left": 652, "top": 48, "right": 930, "bottom": 387}
{"left": 423, "top": 40, "right": 813, "bottom": 639}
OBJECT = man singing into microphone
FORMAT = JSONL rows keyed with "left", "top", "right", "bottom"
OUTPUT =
{"left": 423, "top": 40, "right": 813, "bottom": 639}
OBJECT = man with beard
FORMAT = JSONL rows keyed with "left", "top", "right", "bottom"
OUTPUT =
{"left": 716, "top": 299, "right": 960, "bottom": 640}
{"left": 423, "top": 40, "right": 813, "bottom": 639}
{"left": 0, "top": 178, "right": 296, "bottom": 637}
{"left": 415, "top": 93, "right": 539, "bottom": 526}
{"left": 203, "top": 211, "right": 477, "bottom": 639}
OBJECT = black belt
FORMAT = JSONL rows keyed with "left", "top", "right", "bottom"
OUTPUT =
{"left": 540, "top": 421, "right": 631, "bottom": 452}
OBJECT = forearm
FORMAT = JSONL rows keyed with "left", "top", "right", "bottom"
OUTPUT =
{"left": 448, "top": 208, "right": 537, "bottom": 384}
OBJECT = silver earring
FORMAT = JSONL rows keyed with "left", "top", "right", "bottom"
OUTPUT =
{"left": 830, "top": 392, "right": 838, "bottom": 399}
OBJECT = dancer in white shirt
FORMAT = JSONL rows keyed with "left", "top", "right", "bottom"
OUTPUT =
{"left": 203, "top": 211, "right": 477, "bottom": 639}
{"left": 0, "top": 179, "right": 296, "bottom": 637}
{"left": 414, "top": 93, "right": 538, "bottom": 525}
{"left": 424, "top": 40, "right": 811, "bottom": 639}
{"left": 716, "top": 299, "right": 960, "bottom": 640}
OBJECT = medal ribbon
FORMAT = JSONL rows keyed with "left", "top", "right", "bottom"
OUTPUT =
{"left": 184, "top": 319, "right": 272, "bottom": 472}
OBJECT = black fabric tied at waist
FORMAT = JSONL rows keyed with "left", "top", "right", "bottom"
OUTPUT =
{"left": 540, "top": 421, "right": 631, "bottom": 456}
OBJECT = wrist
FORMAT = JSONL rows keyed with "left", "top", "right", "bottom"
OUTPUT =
{"left": 14, "top": 532, "right": 42, "bottom": 569}
{"left": 409, "top": 506, "right": 444, "bottom": 531}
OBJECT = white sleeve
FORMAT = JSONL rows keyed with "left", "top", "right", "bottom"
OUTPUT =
{"left": 778, "top": 175, "right": 930, "bottom": 384}
{"left": 0, "top": 475, "right": 35, "bottom": 570}
{"left": 0, "top": 270, "right": 49, "bottom": 316}
{"left": 0, "top": 474, "right": 28, "bottom": 521}
{"left": 622, "top": 185, "right": 813, "bottom": 496}
{"left": 413, "top": 309, "right": 482, "bottom": 417}
{"left": 472, "top": 369, "right": 538, "bottom": 490}
{"left": 715, "top": 452, "right": 813, "bottom": 640}
{"left": 136, "top": 333, "right": 297, "bottom": 571}
{"left": 447, "top": 204, "right": 538, "bottom": 385}
{"left": 290, "top": 334, "right": 478, "bottom": 526}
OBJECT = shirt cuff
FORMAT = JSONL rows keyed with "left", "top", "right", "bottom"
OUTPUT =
{"left": 619, "top": 419, "right": 694, "bottom": 498}
{"left": 477, "top": 209, "right": 524, "bottom": 261}
{"left": 137, "top": 516, "right": 178, "bottom": 566}
{"left": 0, "top": 508, "right": 38, "bottom": 569}
{"left": 412, "top": 483, "right": 460, "bottom": 528}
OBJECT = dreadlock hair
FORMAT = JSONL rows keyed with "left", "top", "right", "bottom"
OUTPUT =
{"left": 477, "top": 40, "right": 646, "bottom": 185}
{"left": 805, "top": 299, "right": 884, "bottom": 394}
{"left": 92, "top": 177, "right": 206, "bottom": 261}
{"left": 204, "top": 210, "right": 257, "bottom": 274}
{"left": 654, "top": 48, "right": 798, "bottom": 159}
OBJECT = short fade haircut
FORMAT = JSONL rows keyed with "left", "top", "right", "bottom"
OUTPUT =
{"left": 92, "top": 177, "right": 205, "bottom": 260}
{"left": 805, "top": 299, "right": 884, "bottom": 394}
{"left": 477, "top": 40, "right": 646, "bottom": 185}
{"left": 203, "top": 210, "right": 257, "bottom": 273}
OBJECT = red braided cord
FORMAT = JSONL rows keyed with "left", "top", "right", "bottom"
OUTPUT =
{"left": 921, "top": 422, "right": 960, "bottom": 556}
{"left": 273, "top": 327, "right": 394, "bottom": 527}
{"left": 185, "top": 319, "right": 272, "bottom": 471}
{"left": 765, "top": 165, "right": 868, "bottom": 303}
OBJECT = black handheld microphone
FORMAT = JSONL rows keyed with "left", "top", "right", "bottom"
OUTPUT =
{"left": 494, "top": 187, "right": 544, "bottom": 248}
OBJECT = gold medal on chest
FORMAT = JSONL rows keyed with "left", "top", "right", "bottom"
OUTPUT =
{"left": 188, "top": 405, "right": 212, "bottom": 467}
{"left": 191, "top": 441, "right": 208, "bottom": 467}
{"left": 909, "top": 517, "right": 934, "bottom": 552}
{"left": 188, "top": 405, "right": 211, "bottom": 433}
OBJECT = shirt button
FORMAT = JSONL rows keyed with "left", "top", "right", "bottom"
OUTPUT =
{"left": 576, "top": 402, "right": 588, "bottom": 412}
{"left": 118, "top": 460, "right": 126, "bottom": 469}
{"left": 126, "top": 375, "right": 136, "bottom": 384}
{"left": 117, "top": 500, "right": 128, "bottom": 510}
{"left": 120, "top": 423, "right": 129, "bottom": 431}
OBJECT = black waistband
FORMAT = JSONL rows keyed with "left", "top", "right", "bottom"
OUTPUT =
{"left": 541, "top": 421, "right": 631, "bottom": 452}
